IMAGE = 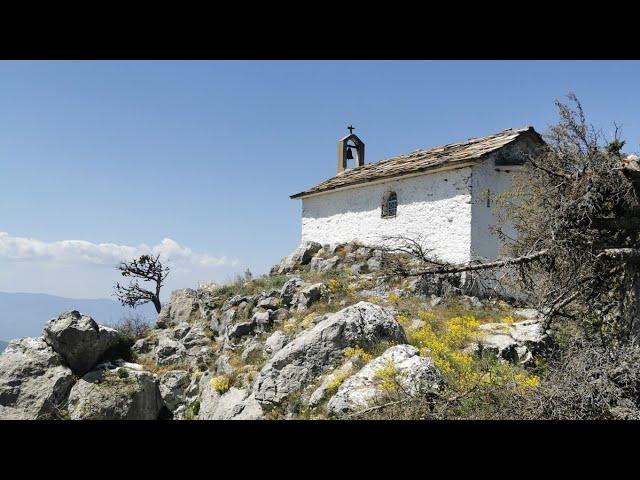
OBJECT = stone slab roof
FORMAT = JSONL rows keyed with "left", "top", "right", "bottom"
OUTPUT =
{"left": 291, "top": 126, "right": 542, "bottom": 199}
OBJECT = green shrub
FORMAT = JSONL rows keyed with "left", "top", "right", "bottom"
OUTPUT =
{"left": 189, "top": 400, "right": 200, "bottom": 418}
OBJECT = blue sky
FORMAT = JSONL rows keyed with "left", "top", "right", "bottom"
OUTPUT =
{"left": 1, "top": 60, "right": 639, "bottom": 299}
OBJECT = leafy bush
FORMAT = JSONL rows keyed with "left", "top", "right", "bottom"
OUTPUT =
{"left": 326, "top": 278, "right": 355, "bottom": 299}
{"left": 210, "top": 375, "right": 231, "bottom": 393}
{"left": 343, "top": 345, "right": 373, "bottom": 364}
{"left": 374, "top": 359, "right": 401, "bottom": 394}
{"left": 326, "top": 369, "right": 353, "bottom": 393}
{"left": 300, "top": 313, "right": 317, "bottom": 330}
{"left": 188, "top": 400, "right": 200, "bottom": 418}
{"left": 282, "top": 318, "right": 299, "bottom": 336}
{"left": 387, "top": 292, "right": 401, "bottom": 303}
{"left": 351, "top": 310, "right": 543, "bottom": 419}
{"left": 109, "top": 314, "right": 152, "bottom": 341}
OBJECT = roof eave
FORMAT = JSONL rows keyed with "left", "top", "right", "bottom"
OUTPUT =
{"left": 290, "top": 159, "right": 479, "bottom": 200}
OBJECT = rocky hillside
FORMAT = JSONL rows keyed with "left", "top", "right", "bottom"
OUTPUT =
{"left": 0, "top": 241, "right": 548, "bottom": 420}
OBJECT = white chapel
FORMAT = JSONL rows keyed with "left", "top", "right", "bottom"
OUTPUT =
{"left": 290, "top": 126, "right": 545, "bottom": 264}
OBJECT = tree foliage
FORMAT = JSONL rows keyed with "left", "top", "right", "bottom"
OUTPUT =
{"left": 494, "top": 94, "right": 640, "bottom": 343}
{"left": 379, "top": 94, "right": 640, "bottom": 344}
{"left": 113, "top": 254, "right": 169, "bottom": 314}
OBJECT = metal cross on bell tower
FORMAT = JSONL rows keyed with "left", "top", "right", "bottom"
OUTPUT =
{"left": 347, "top": 125, "right": 355, "bottom": 135}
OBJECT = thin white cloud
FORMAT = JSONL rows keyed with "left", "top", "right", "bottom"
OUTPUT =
{"left": 0, "top": 232, "right": 238, "bottom": 268}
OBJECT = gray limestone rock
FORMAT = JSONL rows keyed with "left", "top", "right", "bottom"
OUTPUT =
{"left": 252, "top": 302, "right": 407, "bottom": 409}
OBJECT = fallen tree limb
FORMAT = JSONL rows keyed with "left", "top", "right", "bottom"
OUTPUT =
{"left": 406, "top": 249, "right": 549, "bottom": 276}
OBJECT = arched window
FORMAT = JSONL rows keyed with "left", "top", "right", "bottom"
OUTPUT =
{"left": 381, "top": 191, "right": 397, "bottom": 218}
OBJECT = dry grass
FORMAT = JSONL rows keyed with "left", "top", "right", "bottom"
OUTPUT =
{"left": 134, "top": 355, "right": 190, "bottom": 375}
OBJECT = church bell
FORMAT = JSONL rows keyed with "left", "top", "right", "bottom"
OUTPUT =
{"left": 346, "top": 146, "right": 354, "bottom": 160}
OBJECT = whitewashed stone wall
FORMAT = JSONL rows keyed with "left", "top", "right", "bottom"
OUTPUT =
{"left": 298, "top": 134, "right": 542, "bottom": 268}
{"left": 470, "top": 159, "right": 516, "bottom": 261}
{"left": 301, "top": 168, "right": 474, "bottom": 264}
{"left": 469, "top": 136, "right": 538, "bottom": 261}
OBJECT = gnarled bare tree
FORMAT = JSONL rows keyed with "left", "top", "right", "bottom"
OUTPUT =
{"left": 114, "top": 254, "right": 169, "bottom": 314}
{"left": 379, "top": 94, "right": 640, "bottom": 344}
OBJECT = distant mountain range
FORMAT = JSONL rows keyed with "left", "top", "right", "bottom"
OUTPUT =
{"left": 0, "top": 292, "right": 157, "bottom": 344}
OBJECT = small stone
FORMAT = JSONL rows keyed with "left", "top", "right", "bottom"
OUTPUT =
{"left": 270, "top": 308, "right": 289, "bottom": 324}
{"left": 257, "top": 297, "right": 280, "bottom": 310}
{"left": 350, "top": 263, "right": 369, "bottom": 275}
{"left": 293, "top": 283, "right": 326, "bottom": 312}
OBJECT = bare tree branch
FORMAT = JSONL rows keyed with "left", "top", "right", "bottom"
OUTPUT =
{"left": 113, "top": 254, "right": 169, "bottom": 314}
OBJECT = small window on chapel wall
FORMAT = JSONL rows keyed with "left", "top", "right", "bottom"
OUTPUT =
{"left": 381, "top": 191, "right": 398, "bottom": 218}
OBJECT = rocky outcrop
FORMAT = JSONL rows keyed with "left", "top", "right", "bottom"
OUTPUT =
{"left": 156, "top": 288, "right": 215, "bottom": 328}
{"left": 0, "top": 337, "right": 75, "bottom": 420}
{"left": 252, "top": 302, "right": 407, "bottom": 409}
{"left": 309, "top": 255, "right": 341, "bottom": 273}
{"left": 271, "top": 241, "right": 322, "bottom": 275}
{"left": 327, "top": 345, "right": 440, "bottom": 416}
{"left": 132, "top": 321, "right": 215, "bottom": 370}
{"left": 292, "top": 283, "right": 326, "bottom": 312}
{"left": 67, "top": 361, "right": 163, "bottom": 420}
{"left": 280, "top": 277, "right": 307, "bottom": 307}
{"left": 43, "top": 311, "right": 125, "bottom": 376}
{"left": 257, "top": 296, "right": 280, "bottom": 311}
{"left": 0, "top": 241, "right": 558, "bottom": 421}
{"left": 158, "top": 370, "right": 193, "bottom": 413}
{"left": 226, "top": 310, "right": 272, "bottom": 340}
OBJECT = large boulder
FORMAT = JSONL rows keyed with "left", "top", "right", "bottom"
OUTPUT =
{"left": 252, "top": 302, "right": 407, "bottom": 409}
{"left": 43, "top": 311, "right": 125, "bottom": 376}
{"left": 271, "top": 241, "right": 322, "bottom": 275}
{"left": 326, "top": 344, "right": 441, "bottom": 416}
{"left": 221, "top": 295, "right": 249, "bottom": 312}
{"left": 471, "top": 317, "right": 549, "bottom": 364}
{"left": 0, "top": 337, "right": 76, "bottom": 420}
{"left": 67, "top": 361, "right": 163, "bottom": 420}
{"left": 214, "top": 308, "right": 237, "bottom": 336}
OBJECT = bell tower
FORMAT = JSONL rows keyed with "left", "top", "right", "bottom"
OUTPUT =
{"left": 337, "top": 125, "right": 365, "bottom": 174}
